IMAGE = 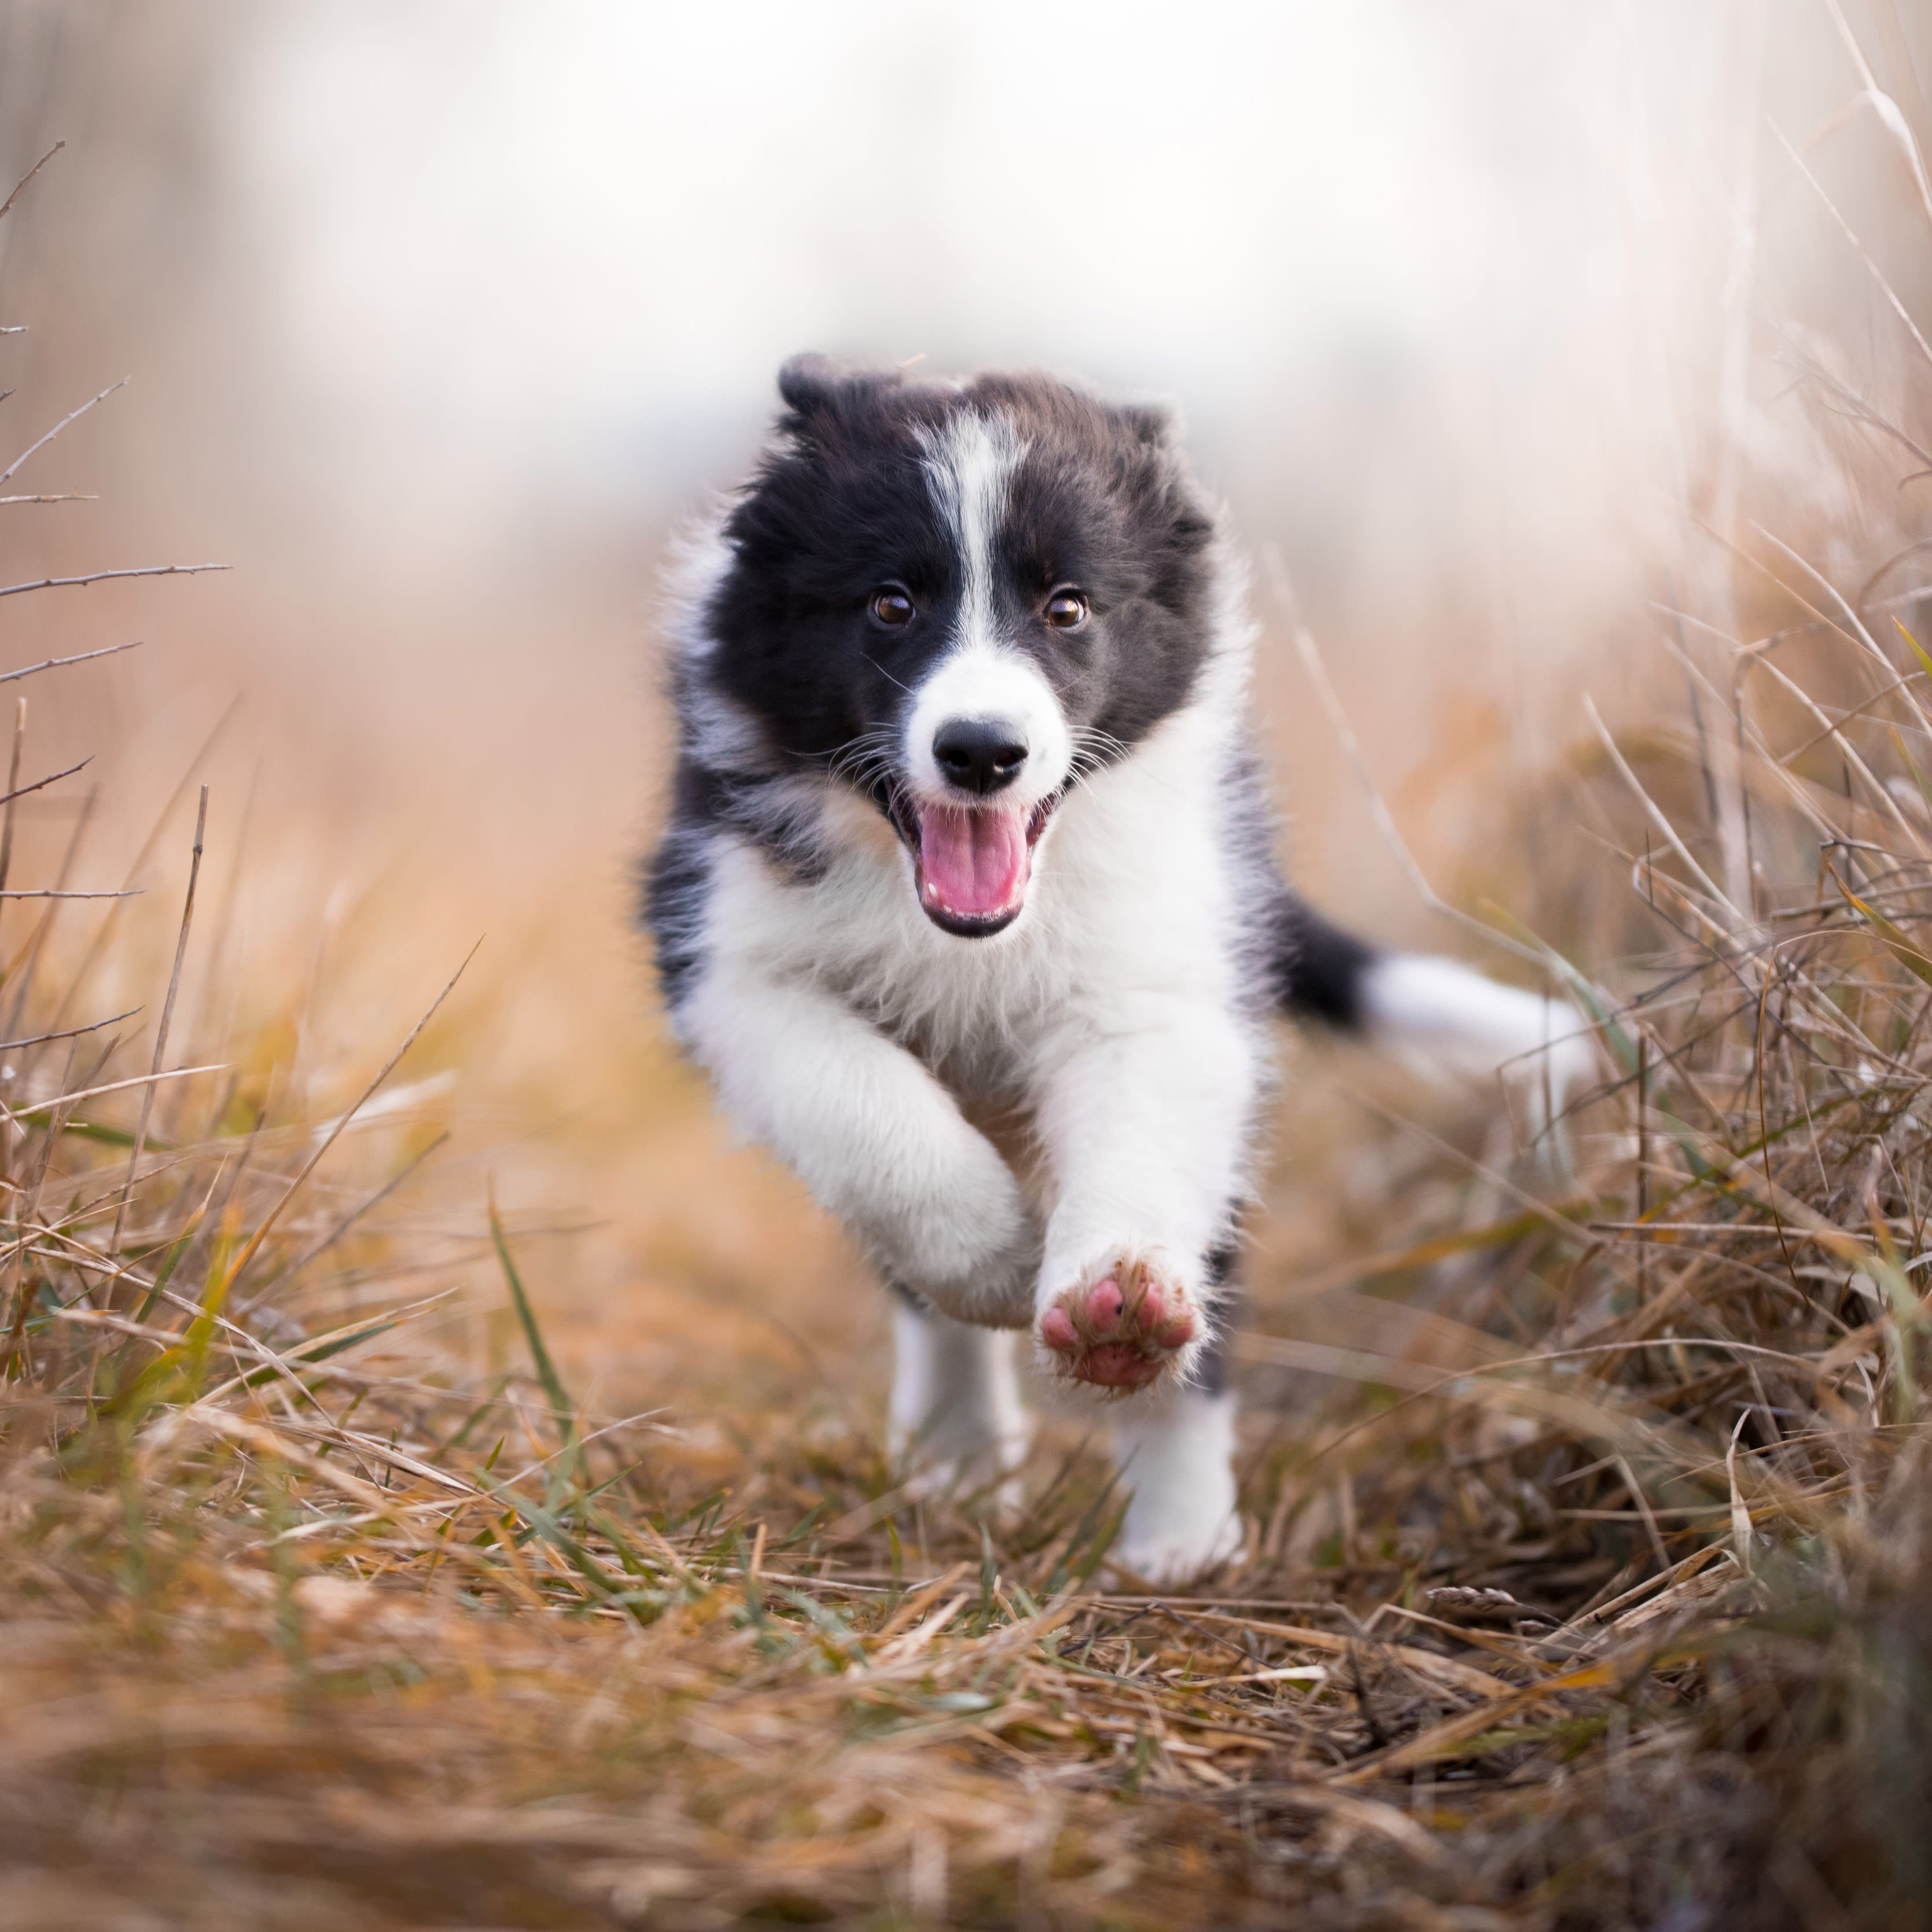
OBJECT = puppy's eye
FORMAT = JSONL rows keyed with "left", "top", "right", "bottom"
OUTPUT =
{"left": 1043, "top": 589, "right": 1089, "bottom": 630}
{"left": 869, "top": 587, "right": 916, "bottom": 627}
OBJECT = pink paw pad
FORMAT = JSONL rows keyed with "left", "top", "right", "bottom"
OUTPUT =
{"left": 1037, "top": 1257, "right": 1199, "bottom": 1391}
{"left": 1039, "top": 1306, "right": 1079, "bottom": 1350}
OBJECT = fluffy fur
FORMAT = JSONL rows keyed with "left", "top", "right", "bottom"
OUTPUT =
{"left": 644, "top": 356, "right": 1592, "bottom": 1580}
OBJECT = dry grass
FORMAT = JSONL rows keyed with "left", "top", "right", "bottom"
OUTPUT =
{"left": 6, "top": 123, "right": 1932, "bottom": 1932}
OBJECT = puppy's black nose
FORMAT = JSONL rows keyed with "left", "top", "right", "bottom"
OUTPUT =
{"left": 933, "top": 719, "right": 1028, "bottom": 796}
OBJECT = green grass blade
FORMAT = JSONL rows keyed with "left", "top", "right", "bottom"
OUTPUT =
{"left": 488, "top": 1191, "right": 580, "bottom": 1492}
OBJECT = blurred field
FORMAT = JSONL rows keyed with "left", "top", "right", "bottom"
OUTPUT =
{"left": 4, "top": 5, "right": 1932, "bottom": 1928}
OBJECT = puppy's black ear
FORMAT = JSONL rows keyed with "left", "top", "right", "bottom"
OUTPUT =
{"left": 777, "top": 353, "right": 903, "bottom": 425}
{"left": 777, "top": 352, "right": 843, "bottom": 415}
{"left": 1116, "top": 398, "right": 1182, "bottom": 448}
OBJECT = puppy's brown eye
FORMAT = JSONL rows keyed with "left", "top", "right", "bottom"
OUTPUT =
{"left": 1043, "top": 589, "right": 1089, "bottom": 630}
{"left": 870, "top": 588, "right": 916, "bottom": 627}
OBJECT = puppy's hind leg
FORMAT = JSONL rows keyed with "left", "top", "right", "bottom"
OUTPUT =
{"left": 1110, "top": 1277, "right": 1243, "bottom": 1584}
{"left": 888, "top": 1287, "right": 1030, "bottom": 1511}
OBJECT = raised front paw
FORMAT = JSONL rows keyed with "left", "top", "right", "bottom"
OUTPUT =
{"left": 1036, "top": 1252, "right": 1202, "bottom": 1391}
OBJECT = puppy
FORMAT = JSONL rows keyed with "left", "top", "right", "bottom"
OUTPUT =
{"left": 645, "top": 356, "right": 1591, "bottom": 1580}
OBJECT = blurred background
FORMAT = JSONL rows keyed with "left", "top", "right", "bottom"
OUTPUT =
{"left": 0, "top": 0, "right": 1925, "bottom": 1422}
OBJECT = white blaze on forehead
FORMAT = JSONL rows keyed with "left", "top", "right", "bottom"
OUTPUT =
{"left": 906, "top": 409, "right": 1073, "bottom": 805}
{"left": 919, "top": 407, "right": 1025, "bottom": 653}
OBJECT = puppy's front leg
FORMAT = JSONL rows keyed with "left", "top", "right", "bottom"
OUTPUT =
{"left": 680, "top": 967, "right": 1037, "bottom": 1326}
{"left": 1032, "top": 997, "right": 1260, "bottom": 1390}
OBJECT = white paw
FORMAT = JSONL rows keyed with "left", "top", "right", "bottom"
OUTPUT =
{"left": 1114, "top": 1511, "right": 1245, "bottom": 1585}
{"left": 1110, "top": 1388, "right": 1242, "bottom": 1583}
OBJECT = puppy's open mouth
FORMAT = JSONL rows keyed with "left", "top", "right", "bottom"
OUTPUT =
{"left": 896, "top": 795, "right": 1060, "bottom": 937}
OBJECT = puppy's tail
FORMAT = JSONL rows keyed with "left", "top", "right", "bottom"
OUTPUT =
{"left": 1270, "top": 892, "right": 1597, "bottom": 1114}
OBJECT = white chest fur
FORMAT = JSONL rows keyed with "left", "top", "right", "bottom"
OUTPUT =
{"left": 698, "top": 683, "right": 1256, "bottom": 1099}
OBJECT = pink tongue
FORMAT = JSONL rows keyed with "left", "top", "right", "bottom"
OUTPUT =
{"left": 917, "top": 804, "right": 1029, "bottom": 919}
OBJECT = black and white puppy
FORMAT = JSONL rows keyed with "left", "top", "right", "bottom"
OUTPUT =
{"left": 645, "top": 357, "right": 1591, "bottom": 1580}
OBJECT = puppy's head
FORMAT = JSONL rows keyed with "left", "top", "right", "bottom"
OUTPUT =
{"left": 701, "top": 355, "right": 1220, "bottom": 936}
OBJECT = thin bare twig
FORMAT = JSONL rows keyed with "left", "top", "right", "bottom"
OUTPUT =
{"left": 0, "top": 381, "right": 127, "bottom": 489}
{"left": 0, "top": 142, "right": 62, "bottom": 225}
{"left": 0, "top": 757, "right": 91, "bottom": 811}
{"left": 0, "top": 889, "right": 137, "bottom": 900}
{"left": 0, "top": 564, "right": 227, "bottom": 601}
{"left": 0, "top": 641, "right": 141, "bottom": 687}
{"left": 0, "top": 1007, "right": 138, "bottom": 1054}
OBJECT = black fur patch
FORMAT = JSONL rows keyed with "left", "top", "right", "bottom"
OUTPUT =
{"left": 642, "top": 827, "right": 712, "bottom": 1014}
{"left": 1269, "top": 893, "right": 1379, "bottom": 1030}
{"left": 1194, "top": 1237, "right": 1242, "bottom": 1398}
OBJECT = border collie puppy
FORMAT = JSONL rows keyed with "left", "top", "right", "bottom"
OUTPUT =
{"left": 645, "top": 356, "right": 1592, "bottom": 1580}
